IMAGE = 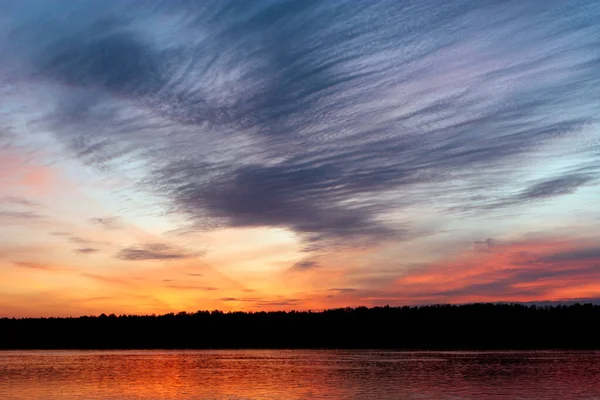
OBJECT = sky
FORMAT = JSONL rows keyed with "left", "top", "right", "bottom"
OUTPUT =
{"left": 1, "top": 0, "right": 600, "bottom": 317}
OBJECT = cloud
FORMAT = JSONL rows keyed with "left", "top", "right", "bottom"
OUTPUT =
{"left": 90, "top": 217, "right": 122, "bottom": 229}
{"left": 75, "top": 247, "right": 98, "bottom": 255}
{"left": 0, "top": 210, "right": 44, "bottom": 220}
{"left": 164, "top": 161, "right": 406, "bottom": 245}
{"left": 1, "top": 197, "right": 39, "bottom": 207}
{"left": 116, "top": 243, "right": 189, "bottom": 261}
{"left": 518, "top": 175, "right": 593, "bottom": 201}
{"left": 456, "top": 173, "right": 596, "bottom": 211}
{"left": 293, "top": 260, "right": 320, "bottom": 270}
{"left": 389, "top": 238, "right": 600, "bottom": 304}
{"left": 541, "top": 247, "right": 600, "bottom": 263}
{"left": 13, "top": 261, "right": 53, "bottom": 271}
{"left": 40, "top": 30, "right": 163, "bottom": 95}
{"left": 219, "top": 297, "right": 239, "bottom": 302}
{"left": 2, "top": 0, "right": 600, "bottom": 251}
{"left": 68, "top": 236, "right": 92, "bottom": 244}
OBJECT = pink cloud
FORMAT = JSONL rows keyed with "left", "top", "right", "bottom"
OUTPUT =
{"left": 387, "top": 237, "right": 600, "bottom": 304}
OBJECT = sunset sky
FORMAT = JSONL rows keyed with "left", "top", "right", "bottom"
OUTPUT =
{"left": 1, "top": 0, "right": 600, "bottom": 317}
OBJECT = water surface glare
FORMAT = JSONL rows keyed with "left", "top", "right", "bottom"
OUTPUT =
{"left": 1, "top": 350, "right": 600, "bottom": 399}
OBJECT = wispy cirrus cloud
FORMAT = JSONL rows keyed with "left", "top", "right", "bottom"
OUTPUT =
{"left": 1, "top": 0, "right": 598, "bottom": 250}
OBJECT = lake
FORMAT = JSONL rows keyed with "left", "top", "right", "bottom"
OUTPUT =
{"left": 1, "top": 350, "right": 599, "bottom": 399}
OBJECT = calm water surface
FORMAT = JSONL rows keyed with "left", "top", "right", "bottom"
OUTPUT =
{"left": 1, "top": 350, "right": 599, "bottom": 399}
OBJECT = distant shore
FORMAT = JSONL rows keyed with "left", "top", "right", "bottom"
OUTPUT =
{"left": 2, "top": 303, "right": 599, "bottom": 350}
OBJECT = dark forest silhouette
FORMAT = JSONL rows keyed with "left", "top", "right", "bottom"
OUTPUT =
{"left": 2, "top": 303, "right": 600, "bottom": 350}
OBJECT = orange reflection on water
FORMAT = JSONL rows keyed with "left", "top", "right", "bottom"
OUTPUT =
{"left": 2, "top": 350, "right": 600, "bottom": 400}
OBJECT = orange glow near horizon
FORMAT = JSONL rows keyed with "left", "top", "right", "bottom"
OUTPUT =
{"left": 2, "top": 230, "right": 600, "bottom": 317}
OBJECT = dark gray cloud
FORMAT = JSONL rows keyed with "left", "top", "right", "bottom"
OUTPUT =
{"left": 116, "top": 243, "right": 189, "bottom": 261}
{"left": 2, "top": 0, "right": 600, "bottom": 246}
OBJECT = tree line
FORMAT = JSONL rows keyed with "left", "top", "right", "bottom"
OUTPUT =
{"left": 2, "top": 303, "right": 600, "bottom": 349}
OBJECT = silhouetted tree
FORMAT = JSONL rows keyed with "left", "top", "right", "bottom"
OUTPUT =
{"left": 1, "top": 303, "right": 599, "bottom": 350}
